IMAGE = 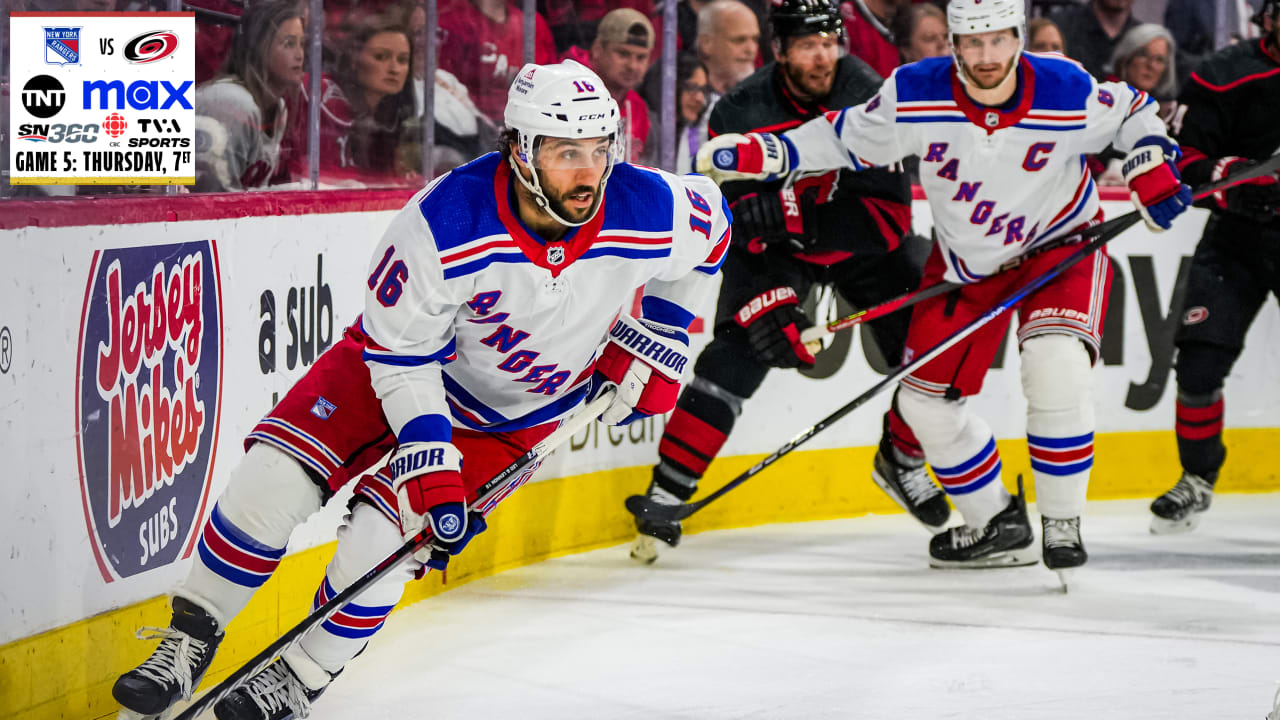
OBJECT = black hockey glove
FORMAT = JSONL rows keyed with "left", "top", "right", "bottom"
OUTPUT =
{"left": 1210, "top": 157, "right": 1280, "bottom": 223}
{"left": 730, "top": 186, "right": 822, "bottom": 254}
{"left": 734, "top": 287, "right": 816, "bottom": 369}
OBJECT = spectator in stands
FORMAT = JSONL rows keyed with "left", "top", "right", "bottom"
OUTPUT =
{"left": 841, "top": 0, "right": 904, "bottom": 79}
{"left": 564, "top": 8, "right": 655, "bottom": 162}
{"left": 390, "top": 0, "right": 486, "bottom": 176}
{"left": 194, "top": 0, "right": 307, "bottom": 192}
{"left": 1027, "top": 17, "right": 1067, "bottom": 55}
{"left": 892, "top": 2, "right": 947, "bottom": 64}
{"left": 1093, "top": 23, "right": 1178, "bottom": 186}
{"left": 543, "top": 0, "right": 656, "bottom": 54}
{"left": 1161, "top": 0, "right": 1216, "bottom": 89}
{"left": 673, "top": 53, "right": 711, "bottom": 172}
{"left": 1052, "top": 0, "right": 1140, "bottom": 80}
{"left": 333, "top": 15, "right": 417, "bottom": 182}
{"left": 436, "top": 0, "right": 558, "bottom": 125}
{"left": 698, "top": 0, "right": 760, "bottom": 96}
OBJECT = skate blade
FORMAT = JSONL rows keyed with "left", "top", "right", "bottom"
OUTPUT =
{"left": 629, "top": 535, "right": 659, "bottom": 564}
{"left": 1149, "top": 513, "right": 1202, "bottom": 535}
{"left": 1053, "top": 568, "right": 1076, "bottom": 593}
{"left": 929, "top": 545, "right": 1040, "bottom": 569}
{"left": 871, "top": 470, "right": 948, "bottom": 536}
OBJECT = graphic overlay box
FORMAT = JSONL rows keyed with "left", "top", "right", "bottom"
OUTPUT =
{"left": 9, "top": 12, "right": 195, "bottom": 185}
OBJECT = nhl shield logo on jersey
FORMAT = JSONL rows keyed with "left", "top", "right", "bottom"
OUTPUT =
{"left": 75, "top": 241, "right": 224, "bottom": 582}
{"left": 43, "top": 26, "right": 81, "bottom": 66}
{"left": 547, "top": 244, "right": 566, "bottom": 265}
{"left": 984, "top": 111, "right": 999, "bottom": 128}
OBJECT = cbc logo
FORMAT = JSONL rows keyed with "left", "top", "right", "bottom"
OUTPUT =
{"left": 22, "top": 75, "right": 66, "bottom": 119}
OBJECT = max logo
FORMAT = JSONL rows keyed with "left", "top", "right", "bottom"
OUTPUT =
{"left": 76, "top": 242, "right": 223, "bottom": 582}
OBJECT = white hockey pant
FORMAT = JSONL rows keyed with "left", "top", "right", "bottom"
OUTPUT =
{"left": 178, "top": 443, "right": 324, "bottom": 629}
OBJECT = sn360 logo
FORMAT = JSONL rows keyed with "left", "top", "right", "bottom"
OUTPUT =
{"left": 17, "top": 122, "right": 99, "bottom": 143}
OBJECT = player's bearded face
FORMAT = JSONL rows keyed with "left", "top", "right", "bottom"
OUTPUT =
{"left": 532, "top": 137, "right": 613, "bottom": 222}
{"left": 955, "top": 29, "right": 1020, "bottom": 90}
{"left": 778, "top": 32, "right": 840, "bottom": 101}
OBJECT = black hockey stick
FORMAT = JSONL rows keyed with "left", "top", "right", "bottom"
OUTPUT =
{"left": 625, "top": 222, "right": 1137, "bottom": 525}
{"left": 174, "top": 390, "right": 615, "bottom": 720}
{"left": 799, "top": 154, "right": 1280, "bottom": 349}
{"left": 625, "top": 157, "right": 1280, "bottom": 526}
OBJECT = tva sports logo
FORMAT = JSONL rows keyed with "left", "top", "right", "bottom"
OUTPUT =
{"left": 76, "top": 242, "right": 223, "bottom": 582}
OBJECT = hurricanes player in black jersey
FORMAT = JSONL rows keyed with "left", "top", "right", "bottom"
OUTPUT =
{"left": 627, "top": 0, "right": 946, "bottom": 561}
{"left": 1148, "top": 0, "right": 1280, "bottom": 533}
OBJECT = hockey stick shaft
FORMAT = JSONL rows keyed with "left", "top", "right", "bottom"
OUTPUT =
{"left": 799, "top": 153, "right": 1280, "bottom": 348}
{"left": 174, "top": 390, "right": 614, "bottom": 720}
{"left": 634, "top": 214, "right": 1141, "bottom": 524}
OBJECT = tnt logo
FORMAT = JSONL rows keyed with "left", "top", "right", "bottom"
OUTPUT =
{"left": 76, "top": 242, "right": 223, "bottom": 582}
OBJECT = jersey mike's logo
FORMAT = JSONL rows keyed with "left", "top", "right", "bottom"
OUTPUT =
{"left": 123, "top": 31, "right": 179, "bottom": 64}
{"left": 76, "top": 242, "right": 223, "bottom": 582}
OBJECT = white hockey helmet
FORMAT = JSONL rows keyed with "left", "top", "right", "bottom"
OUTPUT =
{"left": 504, "top": 60, "right": 621, "bottom": 227}
{"left": 946, "top": 0, "right": 1025, "bottom": 87}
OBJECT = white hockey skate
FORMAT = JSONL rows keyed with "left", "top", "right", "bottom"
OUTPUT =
{"left": 1042, "top": 516, "right": 1087, "bottom": 593}
{"left": 1149, "top": 472, "right": 1215, "bottom": 534}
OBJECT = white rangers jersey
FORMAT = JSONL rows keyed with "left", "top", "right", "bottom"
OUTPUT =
{"left": 784, "top": 53, "right": 1171, "bottom": 283}
{"left": 360, "top": 152, "right": 730, "bottom": 443}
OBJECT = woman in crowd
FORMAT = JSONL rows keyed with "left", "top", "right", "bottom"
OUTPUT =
{"left": 1027, "top": 17, "right": 1066, "bottom": 55}
{"left": 194, "top": 0, "right": 308, "bottom": 191}
{"left": 333, "top": 14, "right": 418, "bottom": 183}
{"left": 1095, "top": 23, "right": 1179, "bottom": 185}
{"left": 892, "top": 3, "right": 948, "bottom": 64}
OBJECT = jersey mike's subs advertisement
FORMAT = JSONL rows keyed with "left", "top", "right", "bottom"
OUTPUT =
{"left": 8, "top": 12, "right": 195, "bottom": 185}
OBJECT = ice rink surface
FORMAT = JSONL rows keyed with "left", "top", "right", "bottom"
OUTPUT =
{"left": 313, "top": 495, "right": 1280, "bottom": 720}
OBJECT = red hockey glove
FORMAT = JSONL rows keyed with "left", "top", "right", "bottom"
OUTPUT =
{"left": 732, "top": 186, "right": 821, "bottom": 254}
{"left": 1210, "top": 157, "right": 1280, "bottom": 223}
{"left": 695, "top": 132, "right": 792, "bottom": 183}
{"left": 735, "top": 287, "right": 816, "bottom": 369}
{"left": 388, "top": 441, "right": 476, "bottom": 566}
{"left": 1122, "top": 137, "right": 1193, "bottom": 231}
{"left": 594, "top": 315, "right": 690, "bottom": 425}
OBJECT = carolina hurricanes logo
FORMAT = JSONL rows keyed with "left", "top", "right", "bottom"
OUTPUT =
{"left": 123, "top": 30, "right": 179, "bottom": 64}
{"left": 76, "top": 242, "right": 223, "bottom": 582}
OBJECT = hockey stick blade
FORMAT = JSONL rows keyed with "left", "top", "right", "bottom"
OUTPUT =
{"left": 624, "top": 492, "right": 685, "bottom": 523}
{"left": 172, "top": 390, "right": 613, "bottom": 720}
{"left": 799, "top": 152, "right": 1280, "bottom": 348}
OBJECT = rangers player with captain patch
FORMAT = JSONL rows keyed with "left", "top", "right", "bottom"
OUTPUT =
{"left": 112, "top": 60, "right": 729, "bottom": 720}
{"left": 696, "top": 0, "right": 1192, "bottom": 581}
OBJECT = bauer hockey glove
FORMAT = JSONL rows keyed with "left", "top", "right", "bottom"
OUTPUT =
{"left": 388, "top": 441, "right": 483, "bottom": 568}
{"left": 696, "top": 132, "right": 792, "bottom": 184}
{"left": 732, "top": 186, "right": 822, "bottom": 254}
{"left": 1122, "top": 137, "right": 1192, "bottom": 231}
{"left": 593, "top": 315, "right": 690, "bottom": 425}
{"left": 1210, "top": 157, "right": 1280, "bottom": 223}
{"left": 735, "top": 287, "right": 817, "bottom": 369}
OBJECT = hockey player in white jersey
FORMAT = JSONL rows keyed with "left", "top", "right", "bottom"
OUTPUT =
{"left": 695, "top": 0, "right": 1192, "bottom": 579}
{"left": 111, "top": 60, "right": 729, "bottom": 720}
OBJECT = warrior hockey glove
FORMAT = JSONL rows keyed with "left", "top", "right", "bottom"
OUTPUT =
{"left": 388, "top": 441, "right": 479, "bottom": 566}
{"left": 735, "top": 287, "right": 817, "bottom": 369}
{"left": 732, "top": 186, "right": 821, "bottom": 254}
{"left": 1210, "top": 157, "right": 1280, "bottom": 223}
{"left": 594, "top": 315, "right": 690, "bottom": 425}
{"left": 1122, "top": 137, "right": 1192, "bottom": 231}
{"left": 696, "top": 132, "right": 793, "bottom": 184}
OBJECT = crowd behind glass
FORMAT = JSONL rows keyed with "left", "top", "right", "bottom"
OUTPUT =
{"left": 0, "top": 0, "right": 1268, "bottom": 197}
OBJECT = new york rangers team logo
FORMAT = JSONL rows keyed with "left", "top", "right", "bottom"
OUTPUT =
{"left": 44, "top": 26, "right": 81, "bottom": 66}
{"left": 75, "top": 242, "right": 224, "bottom": 582}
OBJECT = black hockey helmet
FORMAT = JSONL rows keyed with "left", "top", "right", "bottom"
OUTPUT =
{"left": 1254, "top": 0, "right": 1279, "bottom": 27}
{"left": 769, "top": 0, "right": 843, "bottom": 40}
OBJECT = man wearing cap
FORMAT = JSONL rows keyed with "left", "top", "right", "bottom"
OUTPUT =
{"left": 565, "top": 8, "right": 655, "bottom": 161}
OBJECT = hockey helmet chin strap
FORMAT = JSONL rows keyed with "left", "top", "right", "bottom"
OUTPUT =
{"left": 508, "top": 136, "right": 616, "bottom": 229}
